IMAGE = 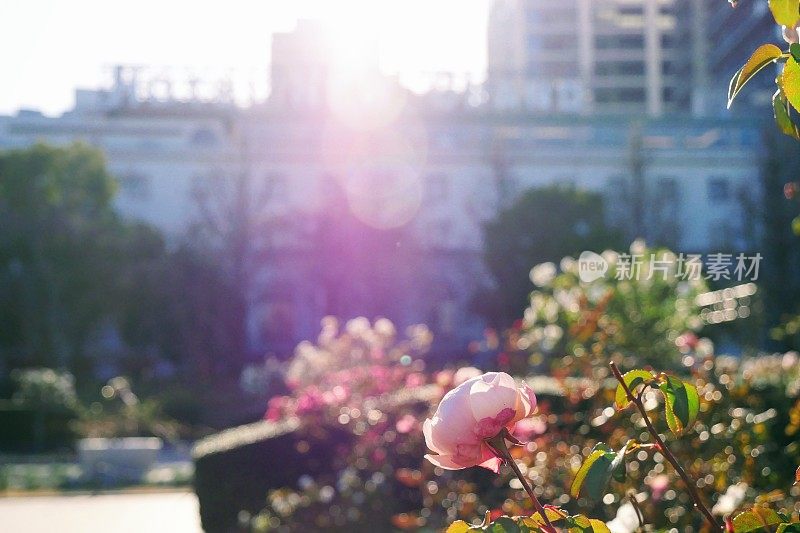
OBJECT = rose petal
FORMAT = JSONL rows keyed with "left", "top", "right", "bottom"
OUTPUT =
{"left": 428, "top": 378, "right": 482, "bottom": 450}
{"left": 424, "top": 454, "right": 467, "bottom": 470}
{"left": 468, "top": 372, "right": 519, "bottom": 422}
{"left": 478, "top": 456, "right": 502, "bottom": 473}
{"left": 511, "top": 383, "right": 537, "bottom": 423}
{"left": 475, "top": 408, "right": 516, "bottom": 439}
{"left": 477, "top": 444, "right": 502, "bottom": 473}
{"left": 423, "top": 418, "right": 446, "bottom": 455}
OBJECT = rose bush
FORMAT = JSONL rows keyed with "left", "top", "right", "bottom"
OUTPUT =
{"left": 245, "top": 333, "right": 800, "bottom": 531}
{"left": 241, "top": 241, "right": 800, "bottom": 531}
{"left": 519, "top": 242, "right": 709, "bottom": 374}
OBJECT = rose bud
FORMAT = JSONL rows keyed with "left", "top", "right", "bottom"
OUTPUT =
{"left": 423, "top": 372, "right": 536, "bottom": 473}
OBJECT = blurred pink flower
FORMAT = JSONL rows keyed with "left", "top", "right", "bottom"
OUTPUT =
{"left": 265, "top": 395, "right": 290, "bottom": 421}
{"left": 296, "top": 387, "right": 325, "bottom": 415}
{"left": 423, "top": 372, "right": 537, "bottom": 473}
{"left": 405, "top": 373, "right": 425, "bottom": 388}
{"left": 372, "top": 448, "right": 387, "bottom": 463}
{"left": 648, "top": 474, "right": 670, "bottom": 501}
{"left": 676, "top": 332, "right": 698, "bottom": 353}
{"left": 511, "top": 416, "right": 547, "bottom": 441}
{"left": 396, "top": 414, "right": 417, "bottom": 434}
{"left": 434, "top": 370, "right": 454, "bottom": 389}
{"left": 323, "top": 384, "right": 350, "bottom": 405}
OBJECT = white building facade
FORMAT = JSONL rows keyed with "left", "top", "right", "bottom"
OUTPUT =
{"left": 0, "top": 60, "right": 764, "bottom": 356}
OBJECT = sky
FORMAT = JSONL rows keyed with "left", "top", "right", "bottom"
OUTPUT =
{"left": 0, "top": 0, "right": 491, "bottom": 116}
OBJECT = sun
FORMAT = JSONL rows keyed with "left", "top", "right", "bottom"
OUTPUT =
{"left": 315, "top": 0, "right": 383, "bottom": 76}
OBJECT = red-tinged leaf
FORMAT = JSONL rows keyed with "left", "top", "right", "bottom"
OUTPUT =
{"left": 732, "top": 507, "right": 784, "bottom": 532}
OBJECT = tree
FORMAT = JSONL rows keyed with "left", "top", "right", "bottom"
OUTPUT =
{"left": 0, "top": 143, "right": 120, "bottom": 370}
{"left": 480, "top": 184, "right": 624, "bottom": 325}
{"left": 115, "top": 240, "right": 246, "bottom": 382}
{"left": 0, "top": 143, "right": 242, "bottom": 383}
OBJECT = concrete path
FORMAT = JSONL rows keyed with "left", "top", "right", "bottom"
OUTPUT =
{"left": 0, "top": 490, "right": 202, "bottom": 533}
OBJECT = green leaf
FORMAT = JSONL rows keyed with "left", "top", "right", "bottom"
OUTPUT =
{"left": 781, "top": 56, "right": 800, "bottom": 113}
{"left": 728, "top": 44, "right": 784, "bottom": 108}
{"left": 566, "top": 514, "right": 612, "bottom": 533}
{"left": 769, "top": 0, "right": 800, "bottom": 26}
{"left": 732, "top": 507, "right": 785, "bottom": 533}
{"left": 777, "top": 523, "right": 800, "bottom": 533}
{"left": 610, "top": 440, "right": 631, "bottom": 483}
{"left": 774, "top": 90, "right": 800, "bottom": 140}
{"left": 487, "top": 517, "right": 521, "bottom": 533}
{"left": 570, "top": 443, "right": 627, "bottom": 501}
{"left": 792, "top": 43, "right": 800, "bottom": 62}
{"left": 583, "top": 519, "right": 612, "bottom": 533}
{"left": 658, "top": 376, "right": 700, "bottom": 436}
{"left": 614, "top": 369, "right": 654, "bottom": 409}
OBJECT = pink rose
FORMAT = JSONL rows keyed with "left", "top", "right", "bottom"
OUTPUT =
{"left": 405, "top": 372, "right": 426, "bottom": 388}
{"left": 295, "top": 387, "right": 324, "bottom": 414}
{"left": 434, "top": 370, "right": 454, "bottom": 388}
{"left": 648, "top": 474, "right": 670, "bottom": 501}
{"left": 423, "top": 372, "right": 537, "bottom": 473}
{"left": 396, "top": 414, "right": 417, "bottom": 434}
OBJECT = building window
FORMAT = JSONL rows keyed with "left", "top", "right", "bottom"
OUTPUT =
{"left": 119, "top": 172, "right": 151, "bottom": 200}
{"left": 539, "top": 34, "right": 574, "bottom": 50}
{"left": 595, "top": 34, "right": 644, "bottom": 50}
{"left": 425, "top": 219, "right": 452, "bottom": 244}
{"left": 525, "top": 59, "right": 573, "bottom": 76}
{"left": 658, "top": 176, "right": 680, "bottom": 203}
{"left": 595, "top": 61, "right": 645, "bottom": 76}
{"left": 618, "top": 5, "right": 643, "bottom": 16}
{"left": 258, "top": 297, "right": 295, "bottom": 344}
{"left": 707, "top": 177, "right": 731, "bottom": 202}
{"left": 595, "top": 87, "right": 646, "bottom": 103}
{"left": 708, "top": 219, "right": 735, "bottom": 249}
{"left": 427, "top": 174, "right": 449, "bottom": 203}
{"left": 264, "top": 174, "right": 288, "bottom": 199}
{"left": 191, "top": 128, "right": 219, "bottom": 146}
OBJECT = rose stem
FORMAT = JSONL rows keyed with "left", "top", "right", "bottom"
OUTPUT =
{"left": 626, "top": 490, "right": 645, "bottom": 528}
{"left": 488, "top": 430, "right": 558, "bottom": 533}
{"left": 610, "top": 362, "right": 721, "bottom": 531}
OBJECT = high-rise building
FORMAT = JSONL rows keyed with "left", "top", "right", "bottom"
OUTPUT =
{"left": 673, "top": 0, "right": 781, "bottom": 116}
{"left": 487, "top": 0, "right": 680, "bottom": 116}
